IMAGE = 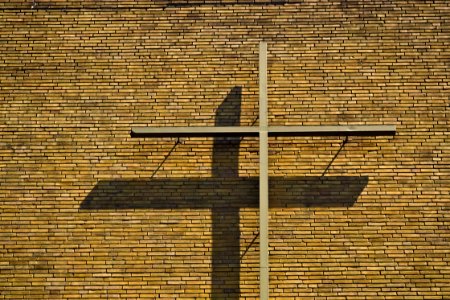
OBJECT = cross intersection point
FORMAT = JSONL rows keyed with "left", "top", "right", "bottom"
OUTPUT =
{"left": 131, "top": 42, "right": 396, "bottom": 300}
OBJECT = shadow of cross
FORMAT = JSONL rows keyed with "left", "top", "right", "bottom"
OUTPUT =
{"left": 81, "top": 43, "right": 395, "bottom": 299}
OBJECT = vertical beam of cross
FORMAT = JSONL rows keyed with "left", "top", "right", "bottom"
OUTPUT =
{"left": 259, "top": 41, "right": 269, "bottom": 300}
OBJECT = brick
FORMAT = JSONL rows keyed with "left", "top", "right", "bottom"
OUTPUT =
{"left": 0, "top": 0, "right": 449, "bottom": 299}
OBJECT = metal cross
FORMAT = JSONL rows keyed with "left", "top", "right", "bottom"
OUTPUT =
{"left": 131, "top": 42, "right": 396, "bottom": 300}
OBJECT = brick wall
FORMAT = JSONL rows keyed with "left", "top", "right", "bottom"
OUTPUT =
{"left": 1, "top": 0, "right": 449, "bottom": 298}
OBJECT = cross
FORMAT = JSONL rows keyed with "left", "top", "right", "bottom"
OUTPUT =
{"left": 130, "top": 42, "right": 396, "bottom": 300}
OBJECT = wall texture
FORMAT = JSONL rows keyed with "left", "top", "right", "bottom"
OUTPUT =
{"left": 1, "top": 0, "right": 449, "bottom": 299}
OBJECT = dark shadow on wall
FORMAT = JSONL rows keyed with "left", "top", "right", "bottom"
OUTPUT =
{"left": 212, "top": 86, "right": 242, "bottom": 297}
{"left": 80, "top": 86, "right": 368, "bottom": 299}
{"left": 81, "top": 177, "right": 368, "bottom": 211}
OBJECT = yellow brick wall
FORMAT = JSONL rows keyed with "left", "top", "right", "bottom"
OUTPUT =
{"left": 0, "top": 0, "right": 449, "bottom": 299}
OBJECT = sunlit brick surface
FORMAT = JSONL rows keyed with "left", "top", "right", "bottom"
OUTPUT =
{"left": 0, "top": 0, "right": 449, "bottom": 299}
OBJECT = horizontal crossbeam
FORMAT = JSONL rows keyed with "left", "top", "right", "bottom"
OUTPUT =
{"left": 268, "top": 125, "right": 396, "bottom": 136}
{"left": 131, "top": 126, "right": 259, "bottom": 137}
{"left": 131, "top": 125, "right": 396, "bottom": 137}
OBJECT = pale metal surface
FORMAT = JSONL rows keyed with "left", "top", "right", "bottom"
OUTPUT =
{"left": 259, "top": 41, "right": 269, "bottom": 300}
{"left": 131, "top": 126, "right": 259, "bottom": 137}
{"left": 131, "top": 125, "right": 396, "bottom": 137}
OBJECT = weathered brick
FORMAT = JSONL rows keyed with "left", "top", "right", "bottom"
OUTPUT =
{"left": 0, "top": 0, "right": 449, "bottom": 299}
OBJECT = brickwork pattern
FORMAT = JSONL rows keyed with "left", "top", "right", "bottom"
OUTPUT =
{"left": 1, "top": 0, "right": 449, "bottom": 298}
